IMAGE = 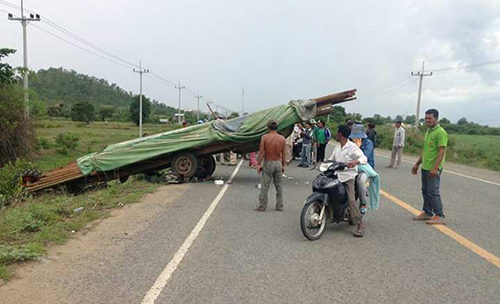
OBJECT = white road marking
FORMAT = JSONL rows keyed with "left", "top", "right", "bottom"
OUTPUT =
{"left": 376, "top": 153, "right": 500, "bottom": 187}
{"left": 141, "top": 160, "right": 244, "bottom": 304}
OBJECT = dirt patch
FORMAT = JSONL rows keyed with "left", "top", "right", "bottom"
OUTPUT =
{"left": 0, "top": 184, "right": 185, "bottom": 304}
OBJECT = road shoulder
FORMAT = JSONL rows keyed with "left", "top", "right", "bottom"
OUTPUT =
{"left": 0, "top": 184, "right": 185, "bottom": 304}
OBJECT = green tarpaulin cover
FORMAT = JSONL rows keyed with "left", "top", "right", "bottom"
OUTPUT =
{"left": 77, "top": 100, "right": 316, "bottom": 175}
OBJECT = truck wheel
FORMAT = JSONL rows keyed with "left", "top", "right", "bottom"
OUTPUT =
{"left": 195, "top": 155, "right": 216, "bottom": 179}
{"left": 172, "top": 152, "right": 198, "bottom": 178}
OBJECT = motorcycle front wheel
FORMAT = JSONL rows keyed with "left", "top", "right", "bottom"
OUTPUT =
{"left": 300, "top": 201, "right": 327, "bottom": 241}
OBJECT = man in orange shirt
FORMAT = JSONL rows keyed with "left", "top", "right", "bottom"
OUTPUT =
{"left": 256, "top": 121, "right": 286, "bottom": 211}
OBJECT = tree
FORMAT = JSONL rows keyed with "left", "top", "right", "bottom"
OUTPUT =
{"left": 394, "top": 115, "right": 403, "bottom": 122}
{"left": 129, "top": 95, "right": 151, "bottom": 126}
{"left": 330, "top": 106, "right": 347, "bottom": 123}
{"left": 347, "top": 113, "right": 363, "bottom": 122}
{"left": 71, "top": 102, "right": 95, "bottom": 123}
{"left": 439, "top": 117, "right": 451, "bottom": 124}
{"left": 0, "top": 49, "right": 35, "bottom": 165}
{"left": 457, "top": 117, "right": 468, "bottom": 125}
{"left": 404, "top": 115, "right": 416, "bottom": 125}
{"left": 372, "top": 114, "right": 386, "bottom": 125}
{"left": 0, "top": 48, "right": 17, "bottom": 86}
{"left": 0, "top": 84, "right": 35, "bottom": 165}
{"left": 47, "top": 104, "right": 64, "bottom": 117}
{"left": 99, "top": 106, "right": 114, "bottom": 121}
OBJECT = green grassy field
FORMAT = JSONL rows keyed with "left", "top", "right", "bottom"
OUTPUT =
{"left": 375, "top": 125, "right": 500, "bottom": 171}
{"left": 447, "top": 134, "right": 500, "bottom": 170}
{"left": 34, "top": 120, "right": 174, "bottom": 171}
{"left": 1, "top": 120, "right": 174, "bottom": 282}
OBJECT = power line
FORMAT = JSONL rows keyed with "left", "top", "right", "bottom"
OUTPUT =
{"left": 31, "top": 24, "right": 133, "bottom": 70}
{"left": 149, "top": 72, "right": 176, "bottom": 87}
{"left": 362, "top": 75, "right": 411, "bottom": 97}
{"left": 2, "top": 0, "right": 235, "bottom": 116}
{"left": 1, "top": 0, "right": 139, "bottom": 69}
{"left": 362, "top": 76, "right": 413, "bottom": 100}
{"left": 429, "top": 59, "right": 500, "bottom": 72}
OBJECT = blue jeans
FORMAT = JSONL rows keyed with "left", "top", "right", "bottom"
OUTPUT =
{"left": 421, "top": 169, "right": 445, "bottom": 217}
{"left": 300, "top": 144, "right": 311, "bottom": 167}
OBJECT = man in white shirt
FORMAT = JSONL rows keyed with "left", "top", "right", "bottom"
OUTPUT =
{"left": 387, "top": 120, "right": 405, "bottom": 169}
{"left": 329, "top": 125, "right": 368, "bottom": 237}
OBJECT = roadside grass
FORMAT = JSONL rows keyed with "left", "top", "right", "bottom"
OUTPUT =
{"left": 0, "top": 178, "right": 158, "bottom": 281}
{"left": 0, "top": 120, "right": 173, "bottom": 282}
{"left": 375, "top": 124, "right": 500, "bottom": 171}
{"left": 448, "top": 134, "right": 500, "bottom": 171}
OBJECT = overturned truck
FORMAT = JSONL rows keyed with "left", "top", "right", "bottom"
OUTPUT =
{"left": 25, "top": 89, "right": 356, "bottom": 192}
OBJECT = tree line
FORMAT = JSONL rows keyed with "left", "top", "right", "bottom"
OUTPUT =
{"left": 325, "top": 106, "right": 500, "bottom": 136}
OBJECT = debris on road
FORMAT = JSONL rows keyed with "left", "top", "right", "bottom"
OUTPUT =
{"left": 73, "top": 207, "right": 84, "bottom": 213}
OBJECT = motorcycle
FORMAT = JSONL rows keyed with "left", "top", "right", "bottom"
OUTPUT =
{"left": 300, "top": 161, "right": 359, "bottom": 241}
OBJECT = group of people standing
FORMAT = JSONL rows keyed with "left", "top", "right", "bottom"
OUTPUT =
{"left": 253, "top": 108, "right": 449, "bottom": 236}
{"left": 287, "top": 119, "right": 332, "bottom": 168}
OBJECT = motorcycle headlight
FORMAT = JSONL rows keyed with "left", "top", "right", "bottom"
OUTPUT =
{"left": 319, "top": 163, "right": 330, "bottom": 172}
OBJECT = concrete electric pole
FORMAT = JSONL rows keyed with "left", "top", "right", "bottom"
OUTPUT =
{"left": 175, "top": 81, "right": 186, "bottom": 124}
{"left": 241, "top": 86, "right": 245, "bottom": 116}
{"left": 133, "top": 61, "right": 149, "bottom": 137}
{"left": 195, "top": 92, "right": 203, "bottom": 122}
{"left": 8, "top": 0, "right": 40, "bottom": 116}
{"left": 411, "top": 61, "right": 432, "bottom": 126}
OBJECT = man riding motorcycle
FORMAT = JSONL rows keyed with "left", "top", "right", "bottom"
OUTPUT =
{"left": 328, "top": 125, "right": 367, "bottom": 237}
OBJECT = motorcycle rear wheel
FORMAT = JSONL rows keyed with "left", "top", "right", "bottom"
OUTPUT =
{"left": 300, "top": 201, "right": 327, "bottom": 241}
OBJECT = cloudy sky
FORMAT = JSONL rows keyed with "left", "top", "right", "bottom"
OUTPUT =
{"left": 2, "top": 0, "right": 499, "bottom": 125}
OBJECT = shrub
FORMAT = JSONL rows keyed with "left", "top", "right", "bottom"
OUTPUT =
{"left": 0, "top": 159, "right": 36, "bottom": 208}
{"left": 37, "top": 137, "right": 52, "bottom": 150}
{"left": 55, "top": 133, "right": 79, "bottom": 155}
{"left": 0, "top": 84, "right": 36, "bottom": 166}
{"left": 70, "top": 102, "right": 95, "bottom": 124}
{"left": 0, "top": 243, "right": 44, "bottom": 265}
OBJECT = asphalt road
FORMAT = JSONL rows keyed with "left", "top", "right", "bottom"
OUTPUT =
{"left": 1, "top": 146, "right": 499, "bottom": 303}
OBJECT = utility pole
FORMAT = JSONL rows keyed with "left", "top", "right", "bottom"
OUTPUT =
{"left": 175, "top": 81, "right": 186, "bottom": 124}
{"left": 195, "top": 92, "right": 202, "bottom": 122}
{"left": 411, "top": 61, "right": 432, "bottom": 126}
{"left": 241, "top": 86, "right": 245, "bottom": 116}
{"left": 8, "top": 0, "right": 40, "bottom": 117}
{"left": 133, "top": 60, "right": 149, "bottom": 137}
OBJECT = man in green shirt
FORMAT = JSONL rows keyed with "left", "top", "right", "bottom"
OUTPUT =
{"left": 411, "top": 109, "right": 448, "bottom": 225}
{"left": 315, "top": 120, "right": 328, "bottom": 163}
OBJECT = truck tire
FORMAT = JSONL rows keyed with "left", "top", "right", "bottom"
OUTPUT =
{"left": 195, "top": 155, "right": 216, "bottom": 179}
{"left": 171, "top": 152, "right": 198, "bottom": 178}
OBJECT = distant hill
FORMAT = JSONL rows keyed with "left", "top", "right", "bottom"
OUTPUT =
{"left": 30, "top": 67, "right": 135, "bottom": 108}
{"left": 29, "top": 67, "right": 205, "bottom": 122}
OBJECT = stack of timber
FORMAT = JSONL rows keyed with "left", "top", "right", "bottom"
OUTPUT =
{"left": 25, "top": 162, "right": 85, "bottom": 192}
